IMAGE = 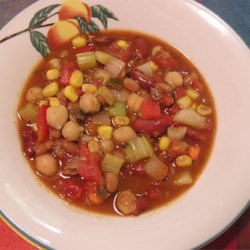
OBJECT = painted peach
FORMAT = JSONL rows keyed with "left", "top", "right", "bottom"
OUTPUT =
{"left": 47, "top": 19, "right": 81, "bottom": 50}
{"left": 59, "top": 0, "right": 92, "bottom": 24}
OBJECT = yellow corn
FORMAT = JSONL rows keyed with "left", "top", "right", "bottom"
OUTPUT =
{"left": 69, "top": 69, "right": 83, "bottom": 88}
{"left": 72, "top": 35, "right": 87, "bottom": 48}
{"left": 81, "top": 83, "right": 97, "bottom": 94}
{"left": 63, "top": 86, "right": 79, "bottom": 102}
{"left": 149, "top": 60, "right": 158, "bottom": 72}
{"left": 197, "top": 104, "right": 212, "bottom": 116}
{"left": 97, "top": 125, "right": 113, "bottom": 140}
{"left": 159, "top": 136, "right": 171, "bottom": 151}
{"left": 42, "top": 82, "right": 59, "bottom": 97}
{"left": 38, "top": 99, "right": 48, "bottom": 107}
{"left": 176, "top": 155, "right": 193, "bottom": 167}
{"left": 177, "top": 95, "right": 192, "bottom": 109}
{"left": 186, "top": 88, "right": 200, "bottom": 100}
{"left": 49, "top": 97, "right": 60, "bottom": 107}
{"left": 117, "top": 40, "right": 128, "bottom": 49}
{"left": 46, "top": 69, "right": 59, "bottom": 80}
{"left": 88, "top": 140, "right": 100, "bottom": 153}
{"left": 113, "top": 116, "right": 130, "bottom": 126}
{"left": 191, "top": 103, "right": 197, "bottom": 110}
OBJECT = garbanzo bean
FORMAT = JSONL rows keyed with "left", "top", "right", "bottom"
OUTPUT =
{"left": 35, "top": 154, "right": 58, "bottom": 176}
{"left": 116, "top": 191, "right": 137, "bottom": 215}
{"left": 46, "top": 105, "right": 68, "bottom": 130}
{"left": 79, "top": 93, "right": 101, "bottom": 113}
{"left": 105, "top": 172, "right": 119, "bottom": 193}
{"left": 62, "top": 121, "right": 82, "bottom": 141}
{"left": 113, "top": 126, "right": 137, "bottom": 143}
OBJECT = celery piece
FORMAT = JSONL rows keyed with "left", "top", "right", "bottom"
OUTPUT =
{"left": 109, "top": 101, "right": 127, "bottom": 116}
{"left": 76, "top": 51, "right": 97, "bottom": 70}
{"left": 18, "top": 103, "right": 38, "bottom": 122}
{"left": 101, "top": 153, "right": 125, "bottom": 175}
{"left": 108, "top": 78, "right": 123, "bottom": 91}
{"left": 96, "top": 86, "right": 116, "bottom": 105}
{"left": 125, "top": 136, "right": 154, "bottom": 163}
{"left": 95, "top": 51, "right": 112, "bottom": 65}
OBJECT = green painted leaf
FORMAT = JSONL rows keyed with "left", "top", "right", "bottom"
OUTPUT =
{"left": 30, "top": 31, "right": 50, "bottom": 57}
{"left": 91, "top": 5, "right": 119, "bottom": 29}
{"left": 76, "top": 18, "right": 100, "bottom": 33}
{"left": 29, "top": 4, "right": 60, "bottom": 28}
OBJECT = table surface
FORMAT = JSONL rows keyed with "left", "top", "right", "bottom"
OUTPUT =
{"left": 0, "top": 0, "right": 249, "bottom": 249}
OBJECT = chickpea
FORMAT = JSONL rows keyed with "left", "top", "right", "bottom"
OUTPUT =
{"left": 46, "top": 104, "right": 68, "bottom": 130}
{"left": 26, "top": 87, "right": 44, "bottom": 103}
{"left": 105, "top": 173, "right": 119, "bottom": 193}
{"left": 35, "top": 154, "right": 58, "bottom": 176}
{"left": 62, "top": 121, "right": 82, "bottom": 141}
{"left": 79, "top": 93, "right": 100, "bottom": 113}
{"left": 113, "top": 126, "right": 136, "bottom": 143}
{"left": 116, "top": 191, "right": 137, "bottom": 215}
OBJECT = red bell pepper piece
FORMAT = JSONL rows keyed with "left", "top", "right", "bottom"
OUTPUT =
{"left": 191, "top": 80, "right": 203, "bottom": 92}
{"left": 140, "top": 100, "right": 162, "bottom": 119}
{"left": 133, "top": 115, "right": 172, "bottom": 138}
{"left": 36, "top": 105, "right": 49, "bottom": 143}
{"left": 78, "top": 152, "right": 103, "bottom": 185}
{"left": 74, "top": 44, "right": 95, "bottom": 54}
{"left": 59, "top": 62, "right": 78, "bottom": 87}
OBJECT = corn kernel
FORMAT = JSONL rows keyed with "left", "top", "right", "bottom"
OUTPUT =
{"left": 186, "top": 88, "right": 200, "bottom": 100}
{"left": 82, "top": 84, "right": 97, "bottom": 94}
{"left": 42, "top": 82, "right": 59, "bottom": 97}
{"left": 113, "top": 116, "right": 130, "bottom": 126}
{"left": 88, "top": 140, "right": 100, "bottom": 153}
{"left": 69, "top": 69, "right": 83, "bottom": 88}
{"left": 176, "top": 155, "right": 193, "bottom": 167}
{"left": 177, "top": 95, "right": 192, "bottom": 109}
{"left": 46, "top": 69, "right": 59, "bottom": 80}
{"left": 149, "top": 60, "right": 158, "bottom": 72}
{"left": 197, "top": 104, "right": 212, "bottom": 116}
{"left": 63, "top": 86, "right": 79, "bottom": 102}
{"left": 116, "top": 40, "right": 128, "bottom": 49}
{"left": 97, "top": 125, "right": 113, "bottom": 140}
{"left": 49, "top": 97, "right": 60, "bottom": 107}
{"left": 191, "top": 103, "right": 197, "bottom": 110}
{"left": 72, "top": 35, "right": 87, "bottom": 48}
{"left": 159, "top": 136, "right": 171, "bottom": 151}
{"left": 38, "top": 99, "right": 48, "bottom": 107}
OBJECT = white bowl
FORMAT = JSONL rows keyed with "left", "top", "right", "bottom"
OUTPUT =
{"left": 0, "top": 0, "right": 249, "bottom": 249}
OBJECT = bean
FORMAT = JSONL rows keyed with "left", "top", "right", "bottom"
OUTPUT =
{"left": 123, "top": 78, "right": 140, "bottom": 92}
{"left": 100, "top": 140, "right": 114, "bottom": 154}
{"left": 62, "top": 121, "right": 82, "bottom": 141}
{"left": 35, "top": 154, "right": 58, "bottom": 177}
{"left": 116, "top": 191, "right": 137, "bottom": 215}
{"left": 61, "top": 139, "right": 78, "bottom": 155}
{"left": 113, "top": 126, "right": 137, "bottom": 143}
{"left": 79, "top": 93, "right": 100, "bottom": 113}
{"left": 35, "top": 140, "right": 54, "bottom": 156}
{"left": 105, "top": 173, "right": 119, "bottom": 193}
{"left": 46, "top": 105, "right": 68, "bottom": 130}
{"left": 49, "top": 128, "right": 62, "bottom": 139}
{"left": 26, "top": 87, "right": 43, "bottom": 103}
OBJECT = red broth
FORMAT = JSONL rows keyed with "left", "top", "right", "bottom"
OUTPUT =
{"left": 17, "top": 30, "right": 216, "bottom": 216}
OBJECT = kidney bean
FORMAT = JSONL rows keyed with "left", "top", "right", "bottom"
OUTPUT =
{"left": 22, "top": 127, "right": 36, "bottom": 158}
{"left": 35, "top": 140, "right": 54, "bottom": 156}
{"left": 131, "top": 69, "right": 153, "bottom": 90}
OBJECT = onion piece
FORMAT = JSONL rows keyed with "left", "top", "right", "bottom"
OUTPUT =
{"left": 173, "top": 170, "right": 193, "bottom": 185}
{"left": 111, "top": 88, "right": 130, "bottom": 103}
{"left": 167, "top": 126, "right": 187, "bottom": 140}
{"left": 137, "top": 62, "right": 153, "bottom": 77}
{"left": 104, "top": 57, "right": 125, "bottom": 78}
{"left": 173, "top": 108, "right": 206, "bottom": 129}
{"left": 144, "top": 156, "right": 168, "bottom": 181}
{"left": 91, "top": 110, "right": 111, "bottom": 125}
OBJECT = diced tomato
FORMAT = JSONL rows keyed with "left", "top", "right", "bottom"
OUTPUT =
{"left": 168, "top": 140, "right": 188, "bottom": 158}
{"left": 134, "top": 115, "right": 172, "bottom": 137}
{"left": 59, "top": 62, "right": 78, "bottom": 87}
{"left": 74, "top": 88, "right": 83, "bottom": 97}
{"left": 188, "top": 144, "right": 200, "bottom": 161}
{"left": 140, "top": 100, "right": 162, "bottom": 120}
{"left": 136, "top": 196, "right": 150, "bottom": 215}
{"left": 78, "top": 142, "right": 90, "bottom": 157}
{"left": 36, "top": 105, "right": 49, "bottom": 144}
{"left": 107, "top": 42, "right": 133, "bottom": 63}
{"left": 60, "top": 179, "right": 84, "bottom": 200}
{"left": 74, "top": 44, "right": 95, "bottom": 54}
{"left": 85, "top": 181, "right": 104, "bottom": 205}
{"left": 152, "top": 51, "right": 177, "bottom": 71}
{"left": 163, "top": 94, "right": 174, "bottom": 106}
{"left": 191, "top": 80, "right": 203, "bottom": 92}
{"left": 22, "top": 127, "right": 36, "bottom": 157}
{"left": 174, "top": 87, "right": 186, "bottom": 99}
{"left": 152, "top": 73, "right": 164, "bottom": 84}
{"left": 167, "top": 104, "right": 180, "bottom": 115}
{"left": 186, "top": 127, "right": 206, "bottom": 141}
{"left": 131, "top": 69, "right": 153, "bottom": 89}
{"left": 78, "top": 152, "right": 103, "bottom": 185}
{"left": 134, "top": 37, "right": 149, "bottom": 59}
